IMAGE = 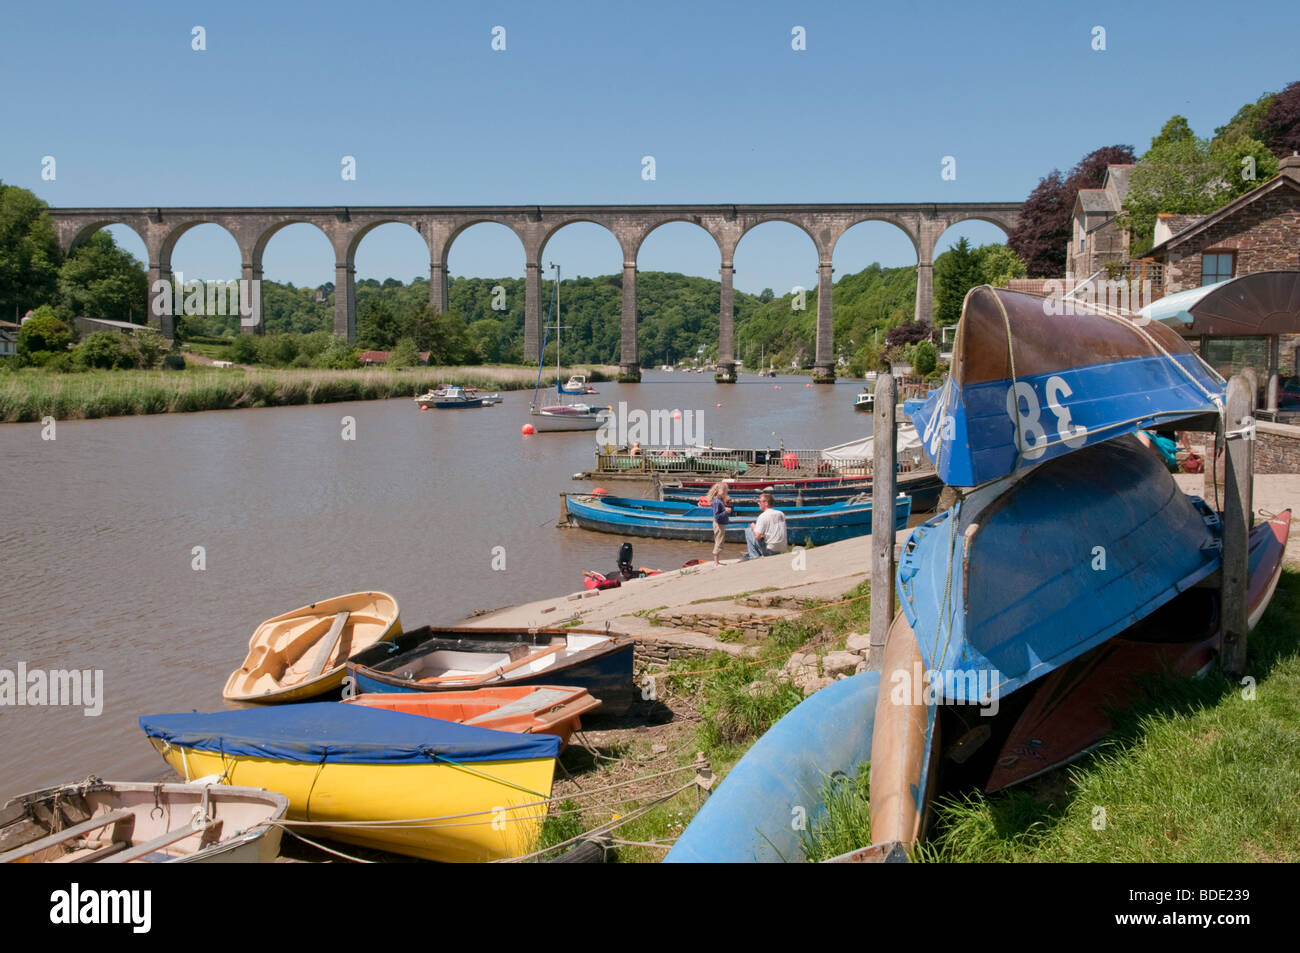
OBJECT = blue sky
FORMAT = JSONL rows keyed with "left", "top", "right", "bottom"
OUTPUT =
{"left": 2, "top": 1, "right": 1296, "bottom": 295}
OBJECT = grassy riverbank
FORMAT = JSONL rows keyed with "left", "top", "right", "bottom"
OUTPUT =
{"left": 0, "top": 364, "right": 617, "bottom": 422}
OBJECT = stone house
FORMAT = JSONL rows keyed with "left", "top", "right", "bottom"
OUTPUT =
{"left": 1064, "top": 164, "right": 1135, "bottom": 281}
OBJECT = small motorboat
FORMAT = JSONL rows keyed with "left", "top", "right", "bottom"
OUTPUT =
{"left": 347, "top": 627, "right": 637, "bottom": 714}
{"left": 141, "top": 704, "right": 559, "bottom": 862}
{"left": 559, "top": 374, "right": 598, "bottom": 395}
{"left": 345, "top": 685, "right": 602, "bottom": 748}
{"left": 223, "top": 591, "right": 401, "bottom": 704}
{"left": 580, "top": 542, "right": 705, "bottom": 590}
{"left": 560, "top": 492, "right": 912, "bottom": 546}
{"left": 0, "top": 778, "right": 288, "bottom": 864}
{"left": 417, "top": 385, "right": 485, "bottom": 409}
{"left": 854, "top": 391, "right": 874, "bottom": 412}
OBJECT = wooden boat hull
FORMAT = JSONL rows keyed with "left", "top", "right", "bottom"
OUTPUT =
{"left": 223, "top": 591, "right": 401, "bottom": 704}
{"left": 0, "top": 779, "right": 287, "bottom": 864}
{"left": 665, "top": 671, "right": 881, "bottom": 862}
{"left": 911, "top": 285, "right": 1224, "bottom": 487}
{"left": 141, "top": 704, "right": 559, "bottom": 862}
{"left": 561, "top": 493, "right": 912, "bottom": 545}
{"left": 345, "top": 685, "right": 602, "bottom": 748}
{"left": 897, "top": 437, "right": 1224, "bottom": 702}
{"left": 868, "top": 611, "right": 941, "bottom": 855}
{"left": 986, "top": 510, "right": 1292, "bottom": 792}
{"left": 346, "top": 627, "right": 637, "bottom": 715}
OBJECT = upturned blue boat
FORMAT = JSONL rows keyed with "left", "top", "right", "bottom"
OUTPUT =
{"left": 910, "top": 286, "right": 1225, "bottom": 487}
{"left": 560, "top": 493, "right": 911, "bottom": 546}
{"left": 895, "top": 435, "right": 1223, "bottom": 703}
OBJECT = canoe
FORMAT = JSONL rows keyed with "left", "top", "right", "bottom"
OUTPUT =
{"left": 910, "top": 285, "right": 1225, "bottom": 487}
{"left": 560, "top": 493, "right": 911, "bottom": 546}
{"left": 0, "top": 778, "right": 287, "bottom": 864}
{"left": 664, "top": 672, "right": 882, "bottom": 863}
{"left": 986, "top": 509, "right": 1292, "bottom": 792}
{"left": 223, "top": 591, "right": 401, "bottom": 703}
{"left": 140, "top": 703, "right": 560, "bottom": 862}
{"left": 656, "top": 470, "right": 944, "bottom": 512}
{"left": 346, "top": 627, "right": 637, "bottom": 715}
{"left": 896, "top": 435, "right": 1224, "bottom": 702}
{"left": 344, "top": 685, "right": 602, "bottom": 748}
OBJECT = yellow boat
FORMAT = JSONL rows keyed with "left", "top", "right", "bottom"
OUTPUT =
{"left": 223, "top": 592, "right": 401, "bottom": 703}
{"left": 140, "top": 703, "right": 558, "bottom": 862}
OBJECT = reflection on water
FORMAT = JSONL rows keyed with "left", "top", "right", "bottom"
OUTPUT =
{"left": 0, "top": 372, "right": 872, "bottom": 792}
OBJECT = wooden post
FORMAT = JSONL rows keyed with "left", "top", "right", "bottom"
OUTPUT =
{"left": 869, "top": 374, "right": 897, "bottom": 671}
{"left": 1220, "top": 374, "right": 1253, "bottom": 677}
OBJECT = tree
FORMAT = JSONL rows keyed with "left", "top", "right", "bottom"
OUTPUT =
{"left": 912, "top": 340, "right": 937, "bottom": 376}
{"left": 1259, "top": 80, "right": 1300, "bottom": 157}
{"left": 758, "top": 288, "right": 775, "bottom": 303}
{"left": 0, "top": 182, "right": 61, "bottom": 321}
{"left": 387, "top": 338, "right": 420, "bottom": 367}
{"left": 58, "top": 230, "right": 148, "bottom": 323}
{"left": 933, "top": 238, "right": 983, "bottom": 325}
{"left": 16, "top": 306, "right": 73, "bottom": 361}
{"left": 1007, "top": 145, "right": 1137, "bottom": 277}
{"left": 425, "top": 310, "right": 472, "bottom": 365}
{"left": 977, "top": 244, "right": 1028, "bottom": 288}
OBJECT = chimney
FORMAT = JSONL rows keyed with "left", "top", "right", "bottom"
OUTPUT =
{"left": 1281, "top": 151, "right": 1300, "bottom": 182}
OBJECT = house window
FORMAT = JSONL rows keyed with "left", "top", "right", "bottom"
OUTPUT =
{"left": 1201, "top": 252, "right": 1235, "bottom": 286}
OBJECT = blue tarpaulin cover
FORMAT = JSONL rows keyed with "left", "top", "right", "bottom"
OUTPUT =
{"left": 139, "top": 703, "right": 560, "bottom": 765}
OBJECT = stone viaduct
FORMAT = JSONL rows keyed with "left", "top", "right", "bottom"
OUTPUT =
{"left": 48, "top": 203, "right": 1021, "bottom": 381}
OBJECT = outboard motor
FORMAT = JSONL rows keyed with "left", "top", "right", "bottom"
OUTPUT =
{"left": 617, "top": 542, "right": 636, "bottom": 580}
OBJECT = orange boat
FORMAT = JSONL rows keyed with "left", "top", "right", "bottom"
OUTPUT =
{"left": 344, "top": 685, "right": 601, "bottom": 748}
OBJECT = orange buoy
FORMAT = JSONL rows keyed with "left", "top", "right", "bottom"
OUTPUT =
{"left": 716, "top": 403, "right": 722, "bottom": 408}
{"left": 774, "top": 385, "right": 781, "bottom": 390}
{"left": 781, "top": 451, "right": 798, "bottom": 469}
{"left": 420, "top": 405, "right": 429, "bottom": 411}
{"left": 522, "top": 424, "right": 535, "bottom": 435}
{"left": 805, "top": 382, "right": 812, "bottom": 388}
{"left": 593, "top": 487, "right": 607, "bottom": 496}
{"left": 672, "top": 410, "right": 682, "bottom": 420}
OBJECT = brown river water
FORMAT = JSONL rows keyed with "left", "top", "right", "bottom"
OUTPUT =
{"left": 0, "top": 371, "right": 875, "bottom": 794}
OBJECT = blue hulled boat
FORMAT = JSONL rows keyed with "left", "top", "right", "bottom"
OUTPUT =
{"left": 896, "top": 435, "right": 1224, "bottom": 703}
{"left": 560, "top": 493, "right": 911, "bottom": 546}
{"left": 346, "top": 627, "right": 637, "bottom": 715}
{"left": 910, "top": 286, "right": 1224, "bottom": 487}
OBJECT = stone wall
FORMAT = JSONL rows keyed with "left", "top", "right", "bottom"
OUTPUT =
{"left": 1256, "top": 421, "right": 1300, "bottom": 474}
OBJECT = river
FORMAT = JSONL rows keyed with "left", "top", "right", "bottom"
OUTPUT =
{"left": 0, "top": 370, "right": 875, "bottom": 793}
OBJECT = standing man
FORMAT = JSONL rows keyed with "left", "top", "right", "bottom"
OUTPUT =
{"left": 745, "top": 491, "right": 788, "bottom": 559}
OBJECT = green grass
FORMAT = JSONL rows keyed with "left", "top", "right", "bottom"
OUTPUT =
{"left": 800, "top": 764, "right": 873, "bottom": 862}
{"left": 535, "top": 798, "right": 586, "bottom": 854}
{"left": 0, "top": 364, "right": 616, "bottom": 422}
{"left": 915, "top": 569, "right": 1300, "bottom": 862}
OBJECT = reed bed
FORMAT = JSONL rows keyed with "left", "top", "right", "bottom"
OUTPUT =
{"left": 0, "top": 365, "right": 617, "bottom": 422}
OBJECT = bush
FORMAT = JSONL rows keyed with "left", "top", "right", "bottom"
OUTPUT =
{"left": 75, "top": 332, "right": 138, "bottom": 369}
{"left": 132, "top": 327, "right": 167, "bottom": 368}
{"left": 17, "top": 308, "right": 73, "bottom": 356}
{"left": 912, "top": 341, "right": 938, "bottom": 376}
{"left": 229, "top": 335, "right": 258, "bottom": 364}
{"left": 161, "top": 353, "right": 186, "bottom": 371}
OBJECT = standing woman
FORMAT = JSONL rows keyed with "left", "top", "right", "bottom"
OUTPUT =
{"left": 706, "top": 482, "right": 733, "bottom": 566}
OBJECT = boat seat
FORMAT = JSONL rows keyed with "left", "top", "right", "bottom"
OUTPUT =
{"left": 0, "top": 809, "right": 135, "bottom": 864}
{"left": 465, "top": 688, "right": 572, "bottom": 724}
{"left": 102, "top": 819, "right": 222, "bottom": 863}
{"left": 305, "top": 611, "right": 351, "bottom": 680}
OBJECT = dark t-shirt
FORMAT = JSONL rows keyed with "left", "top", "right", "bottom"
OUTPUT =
{"left": 711, "top": 497, "right": 729, "bottom": 524}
